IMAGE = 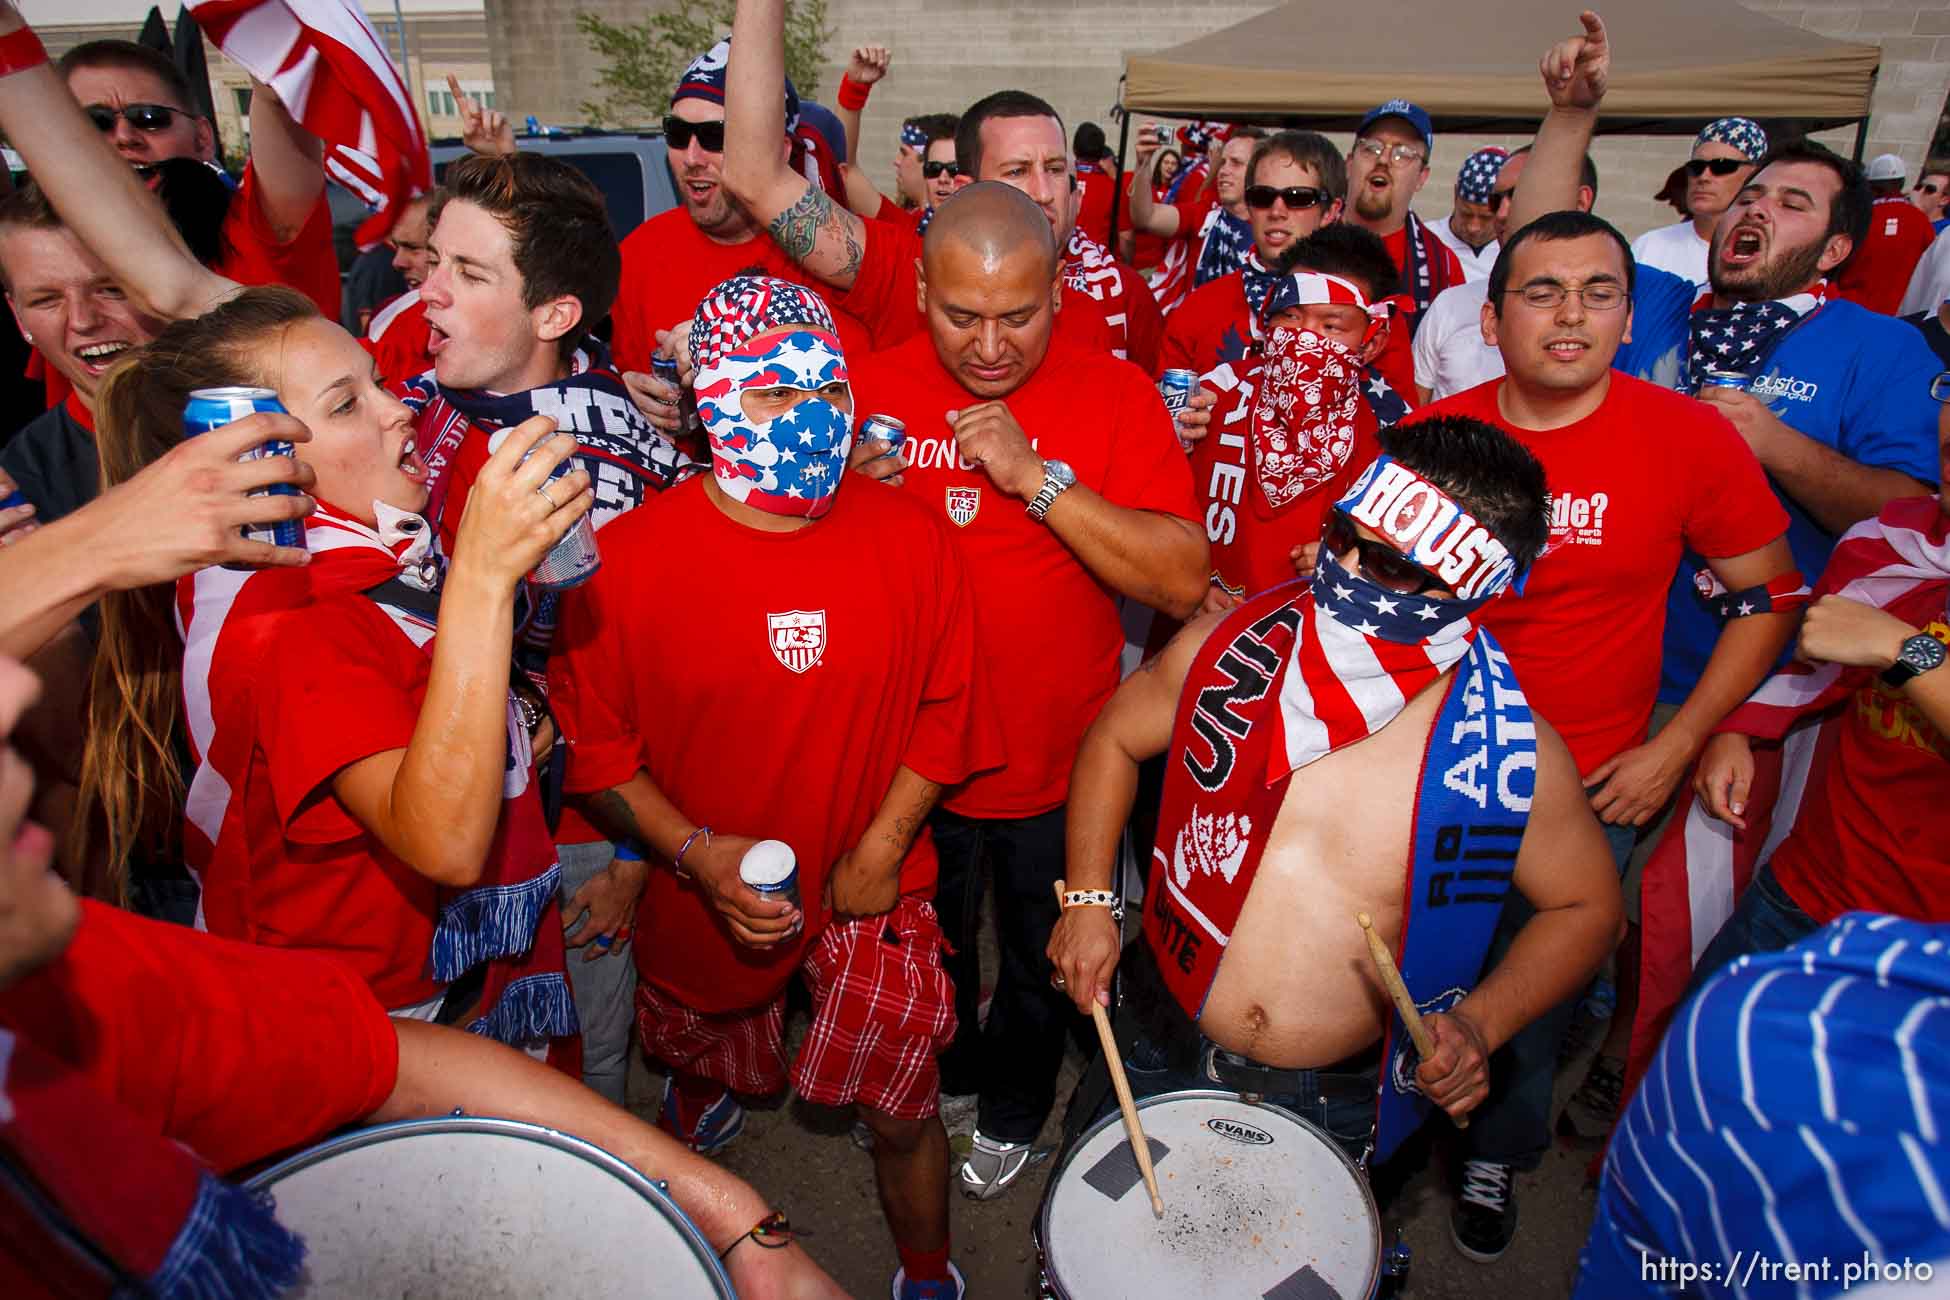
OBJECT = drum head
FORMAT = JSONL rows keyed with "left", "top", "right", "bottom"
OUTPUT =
{"left": 1039, "top": 1091, "right": 1380, "bottom": 1299}
{"left": 246, "top": 1117, "right": 733, "bottom": 1299}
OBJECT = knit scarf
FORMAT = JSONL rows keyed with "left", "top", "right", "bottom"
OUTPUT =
{"left": 1680, "top": 282, "right": 1827, "bottom": 395}
{"left": 1398, "top": 210, "right": 1460, "bottom": 331}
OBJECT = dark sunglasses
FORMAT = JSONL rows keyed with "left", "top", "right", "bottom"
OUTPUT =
{"left": 85, "top": 102, "right": 184, "bottom": 133}
{"left": 663, "top": 116, "right": 726, "bottom": 153}
{"left": 1323, "top": 511, "right": 1451, "bottom": 595}
{"left": 1244, "top": 184, "right": 1330, "bottom": 211}
{"left": 1685, "top": 158, "right": 1748, "bottom": 179}
{"left": 922, "top": 160, "right": 959, "bottom": 180}
{"left": 1919, "top": 182, "right": 1944, "bottom": 196}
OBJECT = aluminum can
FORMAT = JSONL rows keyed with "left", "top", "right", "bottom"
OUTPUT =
{"left": 740, "top": 839, "right": 800, "bottom": 911}
{"left": 183, "top": 387, "right": 306, "bottom": 555}
{"left": 487, "top": 427, "right": 601, "bottom": 591}
{"left": 650, "top": 355, "right": 701, "bottom": 435}
{"left": 1699, "top": 369, "right": 1752, "bottom": 393}
{"left": 858, "top": 413, "right": 907, "bottom": 464}
{"left": 1158, "top": 369, "right": 1200, "bottom": 416}
{"left": 0, "top": 488, "right": 25, "bottom": 512}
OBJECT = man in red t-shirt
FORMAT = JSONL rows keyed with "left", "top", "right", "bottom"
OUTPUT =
{"left": 1126, "top": 126, "right": 1267, "bottom": 314}
{"left": 1426, "top": 209, "right": 1799, "bottom": 1261}
{"left": 717, "top": 6, "right": 1162, "bottom": 372}
{"left": 551, "top": 276, "right": 1000, "bottom": 1300}
{"left": 1836, "top": 155, "right": 1938, "bottom": 315}
{"left": 1343, "top": 101, "right": 1465, "bottom": 343}
{"left": 835, "top": 182, "right": 1204, "bottom": 1202}
{"left": 365, "top": 193, "right": 436, "bottom": 381}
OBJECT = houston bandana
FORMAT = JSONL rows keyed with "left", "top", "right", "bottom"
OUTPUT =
{"left": 1456, "top": 147, "right": 1509, "bottom": 205}
{"left": 1336, "top": 454, "right": 1524, "bottom": 602}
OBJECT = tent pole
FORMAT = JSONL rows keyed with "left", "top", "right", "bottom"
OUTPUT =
{"left": 1852, "top": 66, "right": 1878, "bottom": 162}
{"left": 1108, "top": 84, "right": 1132, "bottom": 248}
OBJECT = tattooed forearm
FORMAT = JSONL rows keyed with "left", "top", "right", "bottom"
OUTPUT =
{"left": 582, "top": 787, "right": 653, "bottom": 858}
{"left": 767, "top": 184, "right": 865, "bottom": 286}
{"left": 879, "top": 777, "right": 943, "bottom": 857}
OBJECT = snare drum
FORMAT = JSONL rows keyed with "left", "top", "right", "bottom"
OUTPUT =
{"left": 245, "top": 1115, "right": 734, "bottom": 1299}
{"left": 1036, "top": 1090, "right": 1381, "bottom": 1299}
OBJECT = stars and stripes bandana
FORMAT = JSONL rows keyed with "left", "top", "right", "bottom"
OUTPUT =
{"left": 1681, "top": 281, "right": 1826, "bottom": 392}
{"left": 901, "top": 121, "right": 929, "bottom": 150}
{"left": 1194, "top": 206, "right": 1255, "bottom": 289}
{"left": 1456, "top": 147, "right": 1509, "bottom": 205}
{"left": 1696, "top": 116, "right": 1768, "bottom": 163}
{"left": 186, "top": 0, "right": 430, "bottom": 249}
{"left": 673, "top": 36, "right": 800, "bottom": 136}
{"left": 693, "top": 275, "right": 852, "bottom": 518}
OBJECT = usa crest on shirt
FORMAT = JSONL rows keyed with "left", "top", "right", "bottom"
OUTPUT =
{"left": 946, "top": 486, "right": 981, "bottom": 527}
{"left": 768, "top": 609, "right": 827, "bottom": 673}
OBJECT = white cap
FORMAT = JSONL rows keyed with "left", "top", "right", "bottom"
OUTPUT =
{"left": 1867, "top": 153, "right": 1907, "bottom": 183}
{"left": 739, "top": 839, "right": 797, "bottom": 886}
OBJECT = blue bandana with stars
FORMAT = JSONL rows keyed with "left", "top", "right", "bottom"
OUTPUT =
{"left": 1681, "top": 286, "right": 1823, "bottom": 393}
{"left": 1311, "top": 545, "right": 1497, "bottom": 644}
{"left": 1195, "top": 208, "right": 1255, "bottom": 289}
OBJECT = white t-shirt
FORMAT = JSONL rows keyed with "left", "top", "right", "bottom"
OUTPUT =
{"left": 1898, "top": 227, "right": 1950, "bottom": 316}
{"left": 1426, "top": 214, "right": 1499, "bottom": 282}
{"left": 1412, "top": 280, "right": 1504, "bottom": 400}
{"left": 1630, "top": 220, "right": 1710, "bottom": 290}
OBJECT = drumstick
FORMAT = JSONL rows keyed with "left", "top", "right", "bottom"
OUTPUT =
{"left": 1357, "top": 911, "right": 1467, "bottom": 1129}
{"left": 1054, "top": 879, "right": 1164, "bottom": 1219}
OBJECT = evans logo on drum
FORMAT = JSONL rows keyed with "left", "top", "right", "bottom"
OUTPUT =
{"left": 1205, "top": 1117, "right": 1275, "bottom": 1146}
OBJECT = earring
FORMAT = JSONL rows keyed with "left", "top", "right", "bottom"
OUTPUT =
{"left": 19, "top": 331, "right": 29, "bottom": 344}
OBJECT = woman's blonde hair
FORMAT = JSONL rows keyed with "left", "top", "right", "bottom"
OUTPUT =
{"left": 75, "top": 286, "right": 320, "bottom": 895}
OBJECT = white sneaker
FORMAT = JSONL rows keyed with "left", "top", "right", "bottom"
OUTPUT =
{"left": 958, "top": 1128, "right": 1035, "bottom": 1200}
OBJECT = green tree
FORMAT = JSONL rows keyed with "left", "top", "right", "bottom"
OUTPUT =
{"left": 575, "top": 0, "right": 833, "bottom": 129}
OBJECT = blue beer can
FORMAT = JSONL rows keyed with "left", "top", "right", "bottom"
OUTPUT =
{"left": 650, "top": 355, "right": 701, "bottom": 434}
{"left": 1158, "top": 368, "right": 1200, "bottom": 415}
{"left": 858, "top": 413, "right": 906, "bottom": 464}
{"left": 1699, "top": 369, "right": 1752, "bottom": 393}
{"left": 183, "top": 387, "right": 306, "bottom": 552}
{"left": 0, "top": 488, "right": 26, "bottom": 512}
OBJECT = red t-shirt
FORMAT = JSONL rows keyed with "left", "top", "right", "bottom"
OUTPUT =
{"left": 873, "top": 193, "right": 927, "bottom": 230}
{"left": 1429, "top": 375, "right": 1789, "bottom": 773}
{"left": 1162, "top": 272, "right": 1252, "bottom": 376}
{"left": 608, "top": 207, "right": 873, "bottom": 375}
{"left": 1192, "top": 358, "right": 1382, "bottom": 599}
{"left": 215, "top": 162, "right": 341, "bottom": 320}
{"left": 1770, "top": 611, "right": 1950, "bottom": 923}
{"left": 1122, "top": 172, "right": 1167, "bottom": 272}
{"left": 0, "top": 900, "right": 398, "bottom": 1174}
{"left": 1075, "top": 162, "right": 1118, "bottom": 249}
{"left": 850, "top": 335, "right": 1200, "bottom": 817}
{"left": 365, "top": 288, "right": 433, "bottom": 386}
{"left": 838, "top": 214, "right": 1115, "bottom": 357}
{"left": 550, "top": 476, "right": 1001, "bottom": 1011}
{"left": 1836, "top": 196, "right": 1938, "bottom": 316}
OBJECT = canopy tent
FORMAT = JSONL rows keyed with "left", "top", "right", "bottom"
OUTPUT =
{"left": 1122, "top": 0, "right": 1882, "bottom": 139}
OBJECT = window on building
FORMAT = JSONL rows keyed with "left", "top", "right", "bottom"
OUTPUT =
{"left": 429, "top": 89, "right": 457, "bottom": 117}
{"left": 233, "top": 87, "right": 252, "bottom": 117}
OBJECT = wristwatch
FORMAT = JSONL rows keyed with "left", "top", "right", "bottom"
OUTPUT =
{"left": 1881, "top": 633, "right": 1946, "bottom": 688}
{"left": 1026, "top": 458, "right": 1076, "bottom": 522}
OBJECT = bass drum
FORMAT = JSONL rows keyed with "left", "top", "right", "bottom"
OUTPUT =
{"left": 245, "top": 1115, "right": 734, "bottom": 1299}
{"left": 1036, "top": 1090, "right": 1381, "bottom": 1299}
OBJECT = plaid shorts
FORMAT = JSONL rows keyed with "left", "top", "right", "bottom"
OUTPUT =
{"left": 634, "top": 896, "right": 956, "bottom": 1120}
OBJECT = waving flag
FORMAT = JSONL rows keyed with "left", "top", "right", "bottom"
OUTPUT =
{"left": 186, "top": 0, "right": 430, "bottom": 247}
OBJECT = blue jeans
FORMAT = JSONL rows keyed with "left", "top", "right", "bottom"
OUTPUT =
{"left": 1463, "top": 818, "right": 1637, "bottom": 1170}
{"left": 1681, "top": 860, "right": 1820, "bottom": 1004}
{"left": 556, "top": 839, "right": 638, "bottom": 1106}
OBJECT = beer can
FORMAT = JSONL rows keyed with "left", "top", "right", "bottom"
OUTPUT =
{"left": 0, "top": 488, "right": 25, "bottom": 512}
{"left": 183, "top": 386, "right": 307, "bottom": 557}
{"left": 857, "top": 413, "right": 906, "bottom": 464}
{"left": 1699, "top": 369, "right": 1752, "bottom": 393}
{"left": 740, "top": 839, "right": 800, "bottom": 911}
{"left": 650, "top": 355, "right": 701, "bottom": 434}
{"left": 1158, "top": 369, "right": 1200, "bottom": 416}
{"left": 487, "top": 426, "right": 601, "bottom": 591}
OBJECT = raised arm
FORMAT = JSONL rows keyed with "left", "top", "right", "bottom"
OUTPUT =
{"left": 452, "top": 75, "right": 516, "bottom": 158}
{"left": 723, "top": 0, "right": 868, "bottom": 289}
{"left": 1126, "top": 141, "right": 1182, "bottom": 238}
{"left": 243, "top": 78, "right": 326, "bottom": 240}
{"left": 834, "top": 45, "right": 887, "bottom": 179}
{"left": 0, "top": 5, "right": 235, "bottom": 319}
{"left": 1508, "top": 10, "right": 1608, "bottom": 235}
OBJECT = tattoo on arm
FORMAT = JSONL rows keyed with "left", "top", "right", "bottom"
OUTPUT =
{"left": 767, "top": 184, "right": 865, "bottom": 285}
{"left": 880, "top": 779, "right": 943, "bottom": 858}
{"left": 583, "top": 787, "right": 653, "bottom": 859}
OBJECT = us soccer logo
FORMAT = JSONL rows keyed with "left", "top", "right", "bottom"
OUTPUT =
{"left": 946, "top": 486, "right": 980, "bottom": 527}
{"left": 767, "top": 610, "right": 827, "bottom": 673}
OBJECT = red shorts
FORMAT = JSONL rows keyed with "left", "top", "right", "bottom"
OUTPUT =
{"left": 634, "top": 896, "right": 955, "bottom": 1119}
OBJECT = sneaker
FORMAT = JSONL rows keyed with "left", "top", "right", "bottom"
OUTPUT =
{"left": 656, "top": 1076, "right": 746, "bottom": 1154}
{"left": 1559, "top": 1054, "right": 1626, "bottom": 1141}
{"left": 890, "top": 1261, "right": 966, "bottom": 1300}
{"left": 958, "top": 1129, "right": 1035, "bottom": 1200}
{"left": 1450, "top": 1159, "right": 1517, "bottom": 1263}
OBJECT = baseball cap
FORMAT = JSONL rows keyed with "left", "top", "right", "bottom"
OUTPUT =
{"left": 1357, "top": 100, "right": 1433, "bottom": 151}
{"left": 1867, "top": 153, "right": 1907, "bottom": 182}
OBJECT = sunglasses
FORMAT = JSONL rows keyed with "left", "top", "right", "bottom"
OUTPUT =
{"left": 1323, "top": 511, "right": 1452, "bottom": 595}
{"left": 922, "top": 160, "right": 959, "bottom": 180}
{"left": 663, "top": 116, "right": 727, "bottom": 153}
{"left": 1685, "top": 158, "right": 1748, "bottom": 179}
{"left": 1919, "top": 182, "right": 1944, "bottom": 196}
{"left": 1244, "top": 184, "right": 1330, "bottom": 211}
{"left": 86, "top": 102, "right": 185, "bottom": 133}
{"left": 1931, "top": 372, "right": 1950, "bottom": 403}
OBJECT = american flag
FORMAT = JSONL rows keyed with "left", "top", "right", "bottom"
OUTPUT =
{"left": 186, "top": 0, "right": 430, "bottom": 247}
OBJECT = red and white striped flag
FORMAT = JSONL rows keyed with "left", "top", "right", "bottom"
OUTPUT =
{"left": 1627, "top": 496, "right": 1950, "bottom": 1098}
{"left": 186, "top": 0, "right": 430, "bottom": 247}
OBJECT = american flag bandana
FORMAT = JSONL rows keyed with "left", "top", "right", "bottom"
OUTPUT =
{"left": 1696, "top": 116, "right": 1768, "bottom": 162}
{"left": 1193, "top": 207, "right": 1255, "bottom": 289}
{"left": 186, "top": 0, "right": 430, "bottom": 249}
{"left": 1681, "top": 282, "right": 1825, "bottom": 393}
{"left": 901, "top": 121, "right": 929, "bottom": 150}
{"left": 1456, "top": 147, "right": 1509, "bottom": 206}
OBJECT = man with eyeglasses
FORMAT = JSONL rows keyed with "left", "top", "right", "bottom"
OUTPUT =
{"left": 1629, "top": 117, "right": 1767, "bottom": 291}
{"left": 1343, "top": 100, "right": 1464, "bottom": 342}
{"left": 1835, "top": 154, "right": 1938, "bottom": 316}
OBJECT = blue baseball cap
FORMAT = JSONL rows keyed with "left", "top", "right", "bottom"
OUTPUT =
{"left": 1357, "top": 100, "right": 1433, "bottom": 152}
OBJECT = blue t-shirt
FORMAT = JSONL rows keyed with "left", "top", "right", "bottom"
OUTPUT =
{"left": 1619, "top": 265, "right": 1941, "bottom": 703}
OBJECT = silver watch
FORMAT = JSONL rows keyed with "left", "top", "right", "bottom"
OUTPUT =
{"left": 1026, "top": 458, "right": 1076, "bottom": 522}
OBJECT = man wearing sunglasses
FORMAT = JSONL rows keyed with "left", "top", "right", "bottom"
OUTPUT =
{"left": 1050, "top": 414, "right": 1621, "bottom": 1180}
{"left": 1912, "top": 160, "right": 1950, "bottom": 229}
{"left": 1343, "top": 100, "right": 1464, "bottom": 345}
{"left": 1630, "top": 117, "right": 1767, "bottom": 290}
{"left": 1835, "top": 154, "right": 1938, "bottom": 317}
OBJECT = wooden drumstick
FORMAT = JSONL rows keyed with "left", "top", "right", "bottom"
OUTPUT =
{"left": 1054, "top": 879, "right": 1164, "bottom": 1219}
{"left": 1357, "top": 911, "right": 1468, "bottom": 1129}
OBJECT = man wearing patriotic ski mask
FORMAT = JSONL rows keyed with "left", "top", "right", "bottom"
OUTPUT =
{"left": 1051, "top": 416, "right": 1622, "bottom": 1175}
{"left": 550, "top": 276, "right": 1002, "bottom": 1300}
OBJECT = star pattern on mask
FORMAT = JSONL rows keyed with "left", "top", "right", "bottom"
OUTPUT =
{"left": 1372, "top": 594, "right": 1399, "bottom": 614}
{"left": 1414, "top": 603, "right": 1442, "bottom": 620}
{"left": 1354, "top": 620, "right": 1381, "bottom": 636}
{"left": 1333, "top": 582, "right": 1355, "bottom": 601}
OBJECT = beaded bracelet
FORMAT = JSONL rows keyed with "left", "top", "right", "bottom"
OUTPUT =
{"left": 0, "top": 27, "right": 47, "bottom": 78}
{"left": 718, "top": 1210, "right": 798, "bottom": 1261}
{"left": 673, "top": 825, "right": 712, "bottom": 875}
